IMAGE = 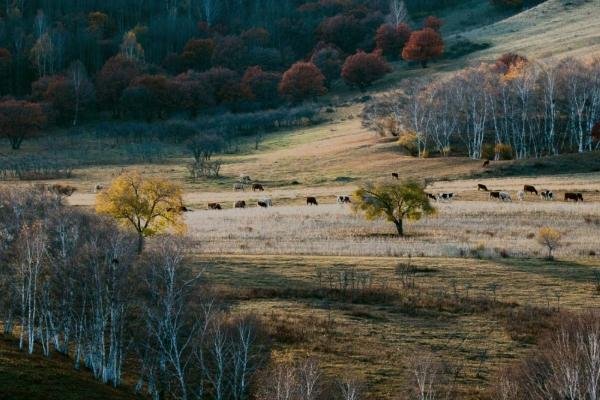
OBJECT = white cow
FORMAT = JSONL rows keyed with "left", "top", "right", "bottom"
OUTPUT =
{"left": 499, "top": 191, "right": 512, "bottom": 202}
{"left": 233, "top": 183, "right": 245, "bottom": 191}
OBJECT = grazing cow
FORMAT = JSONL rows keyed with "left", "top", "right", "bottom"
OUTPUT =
{"left": 489, "top": 191, "right": 501, "bottom": 200}
{"left": 477, "top": 184, "right": 489, "bottom": 191}
{"left": 517, "top": 190, "right": 525, "bottom": 201}
{"left": 426, "top": 193, "right": 437, "bottom": 201}
{"left": 234, "top": 200, "right": 246, "bottom": 208}
{"left": 565, "top": 192, "right": 583, "bottom": 202}
{"left": 50, "top": 184, "right": 76, "bottom": 197}
{"left": 208, "top": 203, "right": 222, "bottom": 210}
{"left": 93, "top": 184, "right": 104, "bottom": 193}
{"left": 239, "top": 174, "right": 252, "bottom": 183}
{"left": 258, "top": 198, "right": 272, "bottom": 208}
{"left": 233, "top": 183, "right": 244, "bottom": 191}
{"left": 499, "top": 191, "right": 512, "bottom": 202}
{"left": 252, "top": 183, "right": 264, "bottom": 192}
{"left": 438, "top": 192, "right": 454, "bottom": 201}
{"left": 391, "top": 172, "right": 399, "bottom": 179}
{"left": 540, "top": 190, "right": 554, "bottom": 201}
{"left": 337, "top": 195, "right": 351, "bottom": 204}
{"left": 482, "top": 160, "right": 490, "bottom": 168}
{"left": 306, "top": 196, "right": 318, "bottom": 206}
{"left": 523, "top": 185, "right": 538, "bottom": 195}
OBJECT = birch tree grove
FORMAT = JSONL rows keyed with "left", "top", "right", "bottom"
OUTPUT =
{"left": 365, "top": 56, "right": 600, "bottom": 159}
{"left": 0, "top": 187, "right": 267, "bottom": 399}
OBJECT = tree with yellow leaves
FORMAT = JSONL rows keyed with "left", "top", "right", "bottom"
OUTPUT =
{"left": 537, "top": 227, "right": 561, "bottom": 260}
{"left": 96, "top": 171, "right": 186, "bottom": 253}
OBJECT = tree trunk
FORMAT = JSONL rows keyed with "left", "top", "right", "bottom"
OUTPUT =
{"left": 394, "top": 219, "right": 404, "bottom": 236}
{"left": 137, "top": 233, "right": 144, "bottom": 254}
{"left": 10, "top": 136, "right": 23, "bottom": 150}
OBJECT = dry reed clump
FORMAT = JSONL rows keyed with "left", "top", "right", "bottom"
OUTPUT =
{"left": 186, "top": 202, "right": 600, "bottom": 258}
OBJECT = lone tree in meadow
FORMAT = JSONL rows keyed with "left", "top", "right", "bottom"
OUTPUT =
{"left": 402, "top": 28, "right": 444, "bottom": 68}
{"left": 342, "top": 50, "right": 392, "bottom": 91}
{"left": 96, "top": 171, "right": 186, "bottom": 253}
{"left": 537, "top": 227, "right": 561, "bottom": 260}
{"left": 0, "top": 99, "right": 46, "bottom": 150}
{"left": 279, "top": 62, "right": 326, "bottom": 102}
{"left": 353, "top": 180, "right": 435, "bottom": 236}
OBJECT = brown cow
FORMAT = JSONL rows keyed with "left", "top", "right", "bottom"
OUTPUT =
{"left": 252, "top": 183, "right": 264, "bottom": 191}
{"left": 564, "top": 192, "right": 583, "bottom": 202}
{"left": 257, "top": 201, "right": 269, "bottom": 208}
{"left": 391, "top": 172, "right": 399, "bottom": 179}
{"left": 482, "top": 160, "right": 490, "bottom": 168}
{"left": 208, "top": 203, "right": 222, "bottom": 210}
{"left": 234, "top": 200, "right": 246, "bottom": 208}
{"left": 50, "top": 184, "right": 77, "bottom": 197}
{"left": 489, "top": 191, "right": 501, "bottom": 200}
{"left": 307, "top": 196, "right": 318, "bottom": 206}
{"left": 523, "top": 185, "right": 538, "bottom": 195}
{"left": 477, "top": 184, "right": 489, "bottom": 191}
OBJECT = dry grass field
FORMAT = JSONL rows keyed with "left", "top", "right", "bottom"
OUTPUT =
{"left": 461, "top": 0, "right": 600, "bottom": 61}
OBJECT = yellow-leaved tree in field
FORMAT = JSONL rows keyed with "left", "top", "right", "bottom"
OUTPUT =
{"left": 96, "top": 171, "right": 186, "bottom": 253}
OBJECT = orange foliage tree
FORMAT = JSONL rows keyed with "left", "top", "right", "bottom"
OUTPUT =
{"left": 278, "top": 62, "right": 326, "bottom": 102}
{"left": 402, "top": 28, "right": 444, "bottom": 68}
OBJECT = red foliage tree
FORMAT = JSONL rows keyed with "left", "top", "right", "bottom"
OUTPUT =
{"left": 181, "top": 38, "right": 215, "bottom": 71}
{"left": 310, "top": 45, "right": 343, "bottom": 87}
{"left": 402, "top": 28, "right": 444, "bottom": 68}
{"left": 341, "top": 50, "right": 391, "bottom": 91}
{"left": 317, "top": 14, "right": 365, "bottom": 54}
{"left": 211, "top": 35, "right": 247, "bottom": 70}
{"left": 423, "top": 16, "right": 443, "bottom": 31}
{"left": 375, "top": 23, "right": 411, "bottom": 59}
{"left": 0, "top": 99, "right": 46, "bottom": 149}
{"left": 121, "top": 74, "right": 174, "bottom": 120}
{"left": 172, "top": 71, "right": 215, "bottom": 116}
{"left": 279, "top": 62, "right": 326, "bottom": 102}
{"left": 241, "top": 66, "right": 281, "bottom": 106}
{"left": 200, "top": 67, "right": 244, "bottom": 104}
{"left": 96, "top": 55, "right": 140, "bottom": 114}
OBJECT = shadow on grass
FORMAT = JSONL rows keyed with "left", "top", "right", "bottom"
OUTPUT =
{"left": 495, "top": 257, "right": 598, "bottom": 284}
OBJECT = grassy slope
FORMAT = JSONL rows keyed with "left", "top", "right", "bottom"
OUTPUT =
{"left": 0, "top": 336, "right": 138, "bottom": 400}
{"left": 461, "top": 0, "right": 600, "bottom": 61}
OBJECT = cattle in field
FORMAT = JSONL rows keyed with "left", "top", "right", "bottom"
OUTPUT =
{"left": 482, "top": 160, "right": 490, "bottom": 168}
{"left": 426, "top": 193, "right": 437, "bottom": 201}
{"left": 233, "top": 183, "right": 244, "bottom": 191}
{"left": 306, "top": 196, "right": 318, "bottom": 206}
{"left": 391, "top": 172, "right": 399, "bottom": 179}
{"left": 239, "top": 174, "right": 251, "bottom": 183}
{"left": 234, "top": 200, "right": 246, "bottom": 208}
{"left": 438, "top": 192, "right": 454, "bottom": 201}
{"left": 337, "top": 195, "right": 351, "bottom": 204}
{"left": 50, "top": 184, "right": 76, "bottom": 197}
{"left": 208, "top": 203, "right": 222, "bottom": 210}
{"left": 258, "top": 198, "right": 272, "bottom": 208}
{"left": 252, "top": 183, "right": 264, "bottom": 191}
{"left": 517, "top": 190, "right": 525, "bottom": 201}
{"left": 523, "top": 185, "right": 538, "bottom": 195}
{"left": 477, "top": 184, "right": 489, "bottom": 191}
{"left": 540, "top": 190, "right": 554, "bottom": 201}
{"left": 499, "top": 191, "right": 512, "bottom": 202}
{"left": 489, "top": 191, "right": 501, "bottom": 200}
{"left": 564, "top": 192, "right": 583, "bottom": 202}
{"left": 93, "top": 184, "right": 104, "bottom": 193}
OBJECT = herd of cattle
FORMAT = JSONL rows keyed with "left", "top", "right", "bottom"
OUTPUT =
{"left": 424, "top": 182, "right": 585, "bottom": 203}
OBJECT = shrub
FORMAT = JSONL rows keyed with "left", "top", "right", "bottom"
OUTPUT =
{"left": 375, "top": 23, "right": 411, "bottom": 59}
{"left": 310, "top": 46, "right": 343, "bottom": 87}
{"left": 423, "top": 15, "right": 443, "bottom": 31}
{"left": 398, "top": 132, "right": 418, "bottom": 156}
{"left": 537, "top": 227, "right": 561, "bottom": 259}
{"left": 495, "top": 143, "right": 514, "bottom": 160}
